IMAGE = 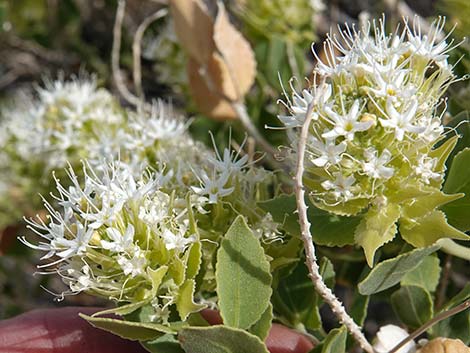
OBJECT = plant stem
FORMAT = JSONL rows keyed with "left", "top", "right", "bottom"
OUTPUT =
{"left": 437, "top": 238, "right": 470, "bottom": 261}
{"left": 389, "top": 299, "right": 470, "bottom": 353}
{"left": 294, "top": 82, "right": 374, "bottom": 353}
{"left": 132, "top": 8, "right": 168, "bottom": 99}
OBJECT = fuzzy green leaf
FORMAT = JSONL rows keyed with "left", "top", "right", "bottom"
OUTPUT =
{"left": 79, "top": 314, "right": 174, "bottom": 341}
{"left": 321, "top": 326, "right": 347, "bottom": 353}
{"left": 142, "top": 334, "right": 185, "bottom": 353}
{"left": 401, "top": 255, "right": 441, "bottom": 292}
{"left": 358, "top": 245, "right": 439, "bottom": 295}
{"left": 248, "top": 302, "right": 273, "bottom": 341}
{"left": 176, "top": 279, "right": 205, "bottom": 321}
{"left": 391, "top": 285, "right": 433, "bottom": 329}
{"left": 355, "top": 204, "right": 401, "bottom": 267}
{"left": 178, "top": 325, "right": 269, "bottom": 353}
{"left": 400, "top": 210, "right": 469, "bottom": 248}
{"left": 442, "top": 148, "right": 470, "bottom": 231}
{"left": 216, "top": 216, "right": 272, "bottom": 329}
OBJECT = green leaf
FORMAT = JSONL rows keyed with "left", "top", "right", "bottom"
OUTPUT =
{"left": 429, "top": 135, "right": 459, "bottom": 173}
{"left": 349, "top": 294, "right": 369, "bottom": 326}
{"left": 148, "top": 266, "right": 169, "bottom": 297}
{"left": 275, "top": 257, "right": 334, "bottom": 330}
{"left": 216, "top": 216, "right": 272, "bottom": 329}
{"left": 178, "top": 325, "right": 269, "bottom": 353}
{"left": 185, "top": 242, "right": 202, "bottom": 279}
{"left": 430, "top": 284, "right": 470, "bottom": 344}
{"left": 401, "top": 190, "right": 463, "bottom": 220}
{"left": 248, "top": 302, "right": 273, "bottom": 341}
{"left": 176, "top": 279, "right": 205, "bottom": 321}
{"left": 355, "top": 204, "right": 401, "bottom": 267}
{"left": 79, "top": 313, "right": 174, "bottom": 341}
{"left": 321, "top": 326, "right": 347, "bottom": 353}
{"left": 391, "top": 285, "right": 434, "bottom": 329}
{"left": 358, "top": 245, "right": 439, "bottom": 295}
{"left": 258, "top": 195, "right": 359, "bottom": 246}
{"left": 400, "top": 210, "right": 469, "bottom": 248}
{"left": 91, "top": 300, "right": 149, "bottom": 317}
{"left": 142, "top": 334, "right": 185, "bottom": 353}
{"left": 401, "top": 255, "right": 441, "bottom": 292}
{"left": 442, "top": 148, "right": 470, "bottom": 231}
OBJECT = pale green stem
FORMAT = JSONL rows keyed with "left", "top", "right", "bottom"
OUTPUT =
{"left": 437, "top": 238, "right": 470, "bottom": 261}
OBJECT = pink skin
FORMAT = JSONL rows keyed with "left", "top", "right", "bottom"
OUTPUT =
{"left": 0, "top": 308, "right": 315, "bottom": 353}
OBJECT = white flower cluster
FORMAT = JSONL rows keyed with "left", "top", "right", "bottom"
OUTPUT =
{"left": 279, "top": 17, "right": 457, "bottom": 213}
{"left": 21, "top": 161, "right": 199, "bottom": 316}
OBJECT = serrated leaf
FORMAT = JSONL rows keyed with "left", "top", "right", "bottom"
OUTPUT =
{"left": 169, "top": 0, "right": 214, "bottom": 65}
{"left": 213, "top": 3, "right": 256, "bottom": 100}
{"left": 442, "top": 148, "right": 470, "bottom": 231}
{"left": 79, "top": 313, "right": 174, "bottom": 341}
{"left": 176, "top": 279, "right": 205, "bottom": 321}
{"left": 391, "top": 285, "right": 434, "bottom": 329}
{"left": 321, "top": 326, "right": 347, "bottom": 353}
{"left": 169, "top": 257, "right": 185, "bottom": 286}
{"left": 401, "top": 255, "right": 441, "bottom": 292}
{"left": 400, "top": 210, "right": 469, "bottom": 248}
{"left": 355, "top": 204, "right": 401, "bottom": 267}
{"left": 216, "top": 216, "right": 272, "bottom": 329}
{"left": 178, "top": 325, "right": 269, "bottom": 353}
{"left": 142, "top": 333, "right": 185, "bottom": 353}
{"left": 358, "top": 245, "right": 439, "bottom": 295}
{"left": 148, "top": 266, "right": 169, "bottom": 297}
{"left": 248, "top": 302, "right": 273, "bottom": 341}
{"left": 401, "top": 190, "right": 463, "bottom": 220}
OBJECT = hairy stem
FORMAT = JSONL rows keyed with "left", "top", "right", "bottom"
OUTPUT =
{"left": 294, "top": 84, "right": 374, "bottom": 353}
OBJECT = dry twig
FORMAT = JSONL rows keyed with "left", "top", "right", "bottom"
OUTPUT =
{"left": 294, "top": 79, "right": 375, "bottom": 353}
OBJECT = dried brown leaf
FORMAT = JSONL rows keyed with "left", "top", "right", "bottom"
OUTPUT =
{"left": 418, "top": 338, "right": 470, "bottom": 353}
{"left": 169, "top": 0, "right": 215, "bottom": 65}
{"left": 187, "top": 55, "right": 237, "bottom": 120}
{"left": 213, "top": 3, "right": 256, "bottom": 100}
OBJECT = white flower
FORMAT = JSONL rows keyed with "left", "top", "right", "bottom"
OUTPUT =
{"left": 208, "top": 147, "right": 249, "bottom": 174}
{"left": 279, "top": 84, "right": 332, "bottom": 128}
{"left": 373, "top": 324, "right": 416, "bottom": 353}
{"left": 160, "top": 228, "right": 196, "bottom": 252}
{"left": 192, "top": 171, "right": 234, "bottom": 204}
{"left": 415, "top": 155, "right": 442, "bottom": 184}
{"left": 253, "top": 213, "right": 282, "bottom": 243}
{"left": 362, "top": 148, "right": 394, "bottom": 179}
{"left": 379, "top": 98, "right": 425, "bottom": 141}
{"left": 322, "top": 100, "right": 373, "bottom": 141}
{"left": 308, "top": 137, "right": 347, "bottom": 167}
{"left": 117, "top": 248, "right": 147, "bottom": 278}
{"left": 138, "top": 193, "right": 170, "bottom": 225}
{"left": 321, "top": 173, "right": 356, "bottom": 201}
{"left": 101, "top": 224, "right": 136, "bottom": 253}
